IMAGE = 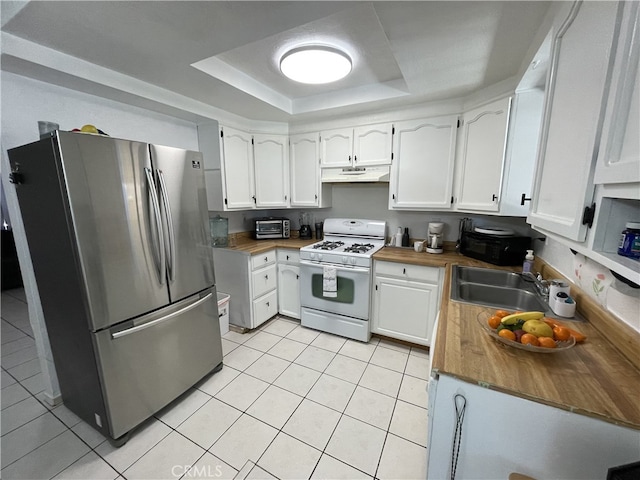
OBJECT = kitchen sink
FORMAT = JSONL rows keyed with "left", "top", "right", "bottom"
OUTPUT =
{"left": 451, "top": 265, "right": 549, "bottom": 312}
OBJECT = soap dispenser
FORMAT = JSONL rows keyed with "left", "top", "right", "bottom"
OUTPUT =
{"left": 522, "top": 250, "right": 534, "bottom": 273}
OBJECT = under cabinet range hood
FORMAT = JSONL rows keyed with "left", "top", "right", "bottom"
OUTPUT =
{"left": 321, "top": 166, "right": 390, "bottom": 183}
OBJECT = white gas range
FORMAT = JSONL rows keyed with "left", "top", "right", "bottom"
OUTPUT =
{"left": 299, "top": 218, "right": 386, "bottom": 342}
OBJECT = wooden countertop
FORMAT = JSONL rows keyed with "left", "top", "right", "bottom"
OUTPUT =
{"left": 217, "top": 239, "right": 640, "bottom": 429}
{"left": 432, "top": 264, "right": 640, "bottom": 430}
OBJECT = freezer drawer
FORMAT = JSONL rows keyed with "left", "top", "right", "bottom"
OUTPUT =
{"left": 94, "top": 289, "right": 222, "bottom": 439}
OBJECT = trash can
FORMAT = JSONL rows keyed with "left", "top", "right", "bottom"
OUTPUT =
{"left": 217, "top": 292, "right": 230, "bottom": 336}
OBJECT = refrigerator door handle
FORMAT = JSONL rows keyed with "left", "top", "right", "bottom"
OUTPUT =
{"left": 111, "top": 292, "right": 213, "bottom": 339}
{"left": 157, "top": 169, "right": 176, "bottom": 283}
{"left": 144, "top": 167, "right": 166, "bottom": 285}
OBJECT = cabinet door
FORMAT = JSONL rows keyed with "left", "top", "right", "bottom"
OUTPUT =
{"left": 290, "top": 133, "right": 320, "bottom": 207}
{"left": 253, "top": 134, "right": 289, "bottom": 208}
{"left": 528, "top": 1, "right": 620, "bottom": 241}
{"left": 389, "top": 116, "right": 458, "bottom": 210}
{"left": 220, "top": 126, "right": 255, "bottom": 210}
{"left": 353, "top": 123, "right": 393, "bottom": 166}
{"left": 278, "top": 264, "right": 300, "bottom": 319}
{"left": 320, "top": 128, "right": 353, "bottom": 167}
{"left": 456, "top": 97, "right": 511, "bottom": 212}
{"left": 595, "top": 2, "right": 640, "bottom": 185}
{"left": 372, "top": 277, "right": 438, "bottom": 346}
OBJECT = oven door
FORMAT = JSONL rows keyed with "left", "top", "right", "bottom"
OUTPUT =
{"left": 299, "top": 260, "right": 371, "bottom": 320}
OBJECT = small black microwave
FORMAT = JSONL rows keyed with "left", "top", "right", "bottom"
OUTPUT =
{"left": 460, "top": 231, "right": 531, "bottom": 266}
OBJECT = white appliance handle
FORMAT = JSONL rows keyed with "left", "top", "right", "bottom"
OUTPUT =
{"left": 157, "top": 169, "right": 176, "bottom": 283}
{"left": 299, "top": 259, "right": 370, "bottom": 274}
{"left": 111, "top": 292, "right": 213, "bottom": 339}
{"left": 144, "top": 167, "right": 165, "bottom": 285}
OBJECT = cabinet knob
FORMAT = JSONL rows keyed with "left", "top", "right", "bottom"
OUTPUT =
{"left": 354, "top": 155, "right": 357, "bottom": 162}
{"left": 492, "top": 194, "right": 498, "bottom": 202}
{"left": 266, "top": 301, "right": 270, "bottom": 307}
{"left": 286, "top": 255, "right": 290, "bottom": 260}
{"left": 296, "top": 274, "right": 299, "bottom": 279}
{"left": 520, "top": 193, "right": 532, "bottom": 206}
{"left": 264, "top": 257, "right": 268, "bottom": 262}
{"left": 348, "top": 155, "right": 351, "bottom": 162}
{"left": 265, "top": 274, "right": 269, "bottom": 280}
{"left": 403, "top": 268, "right": 406, "bottom": 274}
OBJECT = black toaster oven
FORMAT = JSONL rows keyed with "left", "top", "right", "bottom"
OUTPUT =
{"left": 460, "top": 231, "right": 532, "bottom": 266}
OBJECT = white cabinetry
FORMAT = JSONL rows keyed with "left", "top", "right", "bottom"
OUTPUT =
{"left": 371, "top": 261, "right": 442, "bottom": 347}
{"left": 277, "top": 249, "right": 300, "bottom": 319}
{"left": 253, "top": 134, "right": 289, "bottom": 208}
{"left": 389, "top": 116, "right": 458, "bottom": 210}
{"left": 595, "top": 1, "right": 640, "bottom": 185}
{"left": 289, "top": 133, "right": 331, "bottom": 208}
{"left": 527, "top": 1, "right": 620, "bottom": 241}
{"left": 455, "top": 97, "right": 511, "bottom": 212}
{"left": 427, "top": 374, "right": 640, "bottom": 480}
{"left": 212, "top": 249, "right": 278, "bottom": 329}
{"left": 320, "top": 123, "right": 393, "bottom": 168}
{"left": 220, "top": 126, "right": 255, "bottom": 210}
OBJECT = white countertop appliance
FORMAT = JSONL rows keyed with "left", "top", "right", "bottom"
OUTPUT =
{"left": 299, "top": 218, "right": 386, "bottom": 342}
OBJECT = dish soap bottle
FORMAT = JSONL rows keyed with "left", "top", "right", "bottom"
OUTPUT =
{"left": 402, "top": 227, "right": 410, "bottom": 247}
{"left": 522, "top": 250, "right": 534, "bottom": 273}
{"left": 395, "top": 227, "right": 403, "bottom": 247}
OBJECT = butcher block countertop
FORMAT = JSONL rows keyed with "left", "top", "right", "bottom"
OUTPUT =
{"left": 218, "top": 240, "right": 640, "bottom": 429}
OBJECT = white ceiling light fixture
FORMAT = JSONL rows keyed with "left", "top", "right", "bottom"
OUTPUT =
{"left": 280, "top": 45, "right": 352, "bottom": 84}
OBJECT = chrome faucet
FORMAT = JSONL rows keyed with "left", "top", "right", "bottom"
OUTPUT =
{"left": 522, "top": 272, "right": 550, "bottom": 301}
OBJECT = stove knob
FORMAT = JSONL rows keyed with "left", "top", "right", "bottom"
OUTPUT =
{"left": 350, "top": 257, "right": 357, "bottom": 265}
{"left": 310, "top": 252, "right": 316, "bottom": 260}
{"left": 342, "top": 256, "right": 348, "bottom": 263}
{"left": 318, "top": 254, "right": 323, "bottom": 261}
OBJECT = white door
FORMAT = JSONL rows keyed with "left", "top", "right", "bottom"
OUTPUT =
{"left": 456, "top": 97, "right": 511, "bottom": 212}
{"left": 253, "top": 134, "right": 289, "bottom": 208}
{"left": 528, "top": 1, "right": 620, "bottom": 241}
{"left": 320, "top": 128, "right": 353, "bottom": 167}
{"left": 290, "top": 133, "right": 320, "bottom": 207}
{"left": 372, "top": 277, "right": 438, "bottom": 346}
{"left": 353, "top": 123, "right": 393, "bottom": 166}
{"left": 595, "top": 1, "right": 640, "bottom": 185}
{"left": 389, "top": 116, "right": 458, "bottom": 210}
{"left": 278, "top": 264, "right": 300, "bottom": 319}
{"left": 220, "top": 126, "right": 254, "bottom": 210}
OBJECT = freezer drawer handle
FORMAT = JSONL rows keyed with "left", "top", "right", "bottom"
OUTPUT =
{"left": 111, "top": 292, "right": 213, "bottom": 339}
{"left": 144, "top": 167, "right": 166, "bottom": 285}
{"left": 157, "top": 169, "right": 176, "bottom": 282}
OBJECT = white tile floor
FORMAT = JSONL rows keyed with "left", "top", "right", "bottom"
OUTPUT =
{"left": 1, "top": 288, "right": 430, "bottom": 479}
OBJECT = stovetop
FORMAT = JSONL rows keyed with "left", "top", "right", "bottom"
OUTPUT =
{"left": 305, "top": 240, "right": 383, "bottom": 256}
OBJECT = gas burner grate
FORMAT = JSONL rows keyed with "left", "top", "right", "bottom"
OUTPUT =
{"left": 343, "top": 243, "right": 375, "bottom": 254}
{"left": 313, "top": 240, "right": 345, "bottom": 251}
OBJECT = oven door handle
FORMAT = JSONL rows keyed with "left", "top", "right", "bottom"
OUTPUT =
{"left": 300, "top": 259, "right": 370, "bottom": 273}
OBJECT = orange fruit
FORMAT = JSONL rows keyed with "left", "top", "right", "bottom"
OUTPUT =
{"left": 488, "top": 315, "right": 502, "bottom": 329}
{"left": 537, "top": 336, "right": 557, "bottom": 348}
{"left": 495, "top": 310, "right": 511, "bottom": 318}
{"left": 498, "top": 329, "right": 516, "bottom": 342}
{"left": 553, "top": 326, "right": 571, "bottom": 341}
{"left": 520, "top": 333, "right": 540, "bottom": 346}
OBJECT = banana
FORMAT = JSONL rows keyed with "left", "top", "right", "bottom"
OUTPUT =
{"left": 500, "top": 311, "right": 545, "bottom": 325}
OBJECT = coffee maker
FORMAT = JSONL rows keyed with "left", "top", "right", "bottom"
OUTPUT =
{"left": 427, "top": 222, "right": 444, "bottom": 254}
{"left": 299, "top": 212, "right": 312, "bottom": 239}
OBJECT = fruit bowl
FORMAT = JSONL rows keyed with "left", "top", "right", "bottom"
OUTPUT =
{"left": 477, "top": 311, "right": 575, "bottom": 353}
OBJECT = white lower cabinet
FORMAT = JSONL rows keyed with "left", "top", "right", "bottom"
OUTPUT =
{"left": 277, "top": 249, "right": 300, "bottom": 319}
{"left": 371, "top": 261, "right": 442, "bottom": 346}
{"left": 211, "top": 248, "right": 278, "bottom": 329}
{"left": 426, "top": 374, "right": 640, "bottom": 479}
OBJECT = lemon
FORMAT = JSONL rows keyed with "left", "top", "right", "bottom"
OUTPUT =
{"left": 80, "top": 124, "right": 99, "bottom": 134}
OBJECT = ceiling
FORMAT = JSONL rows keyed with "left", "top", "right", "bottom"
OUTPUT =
{"left": 1, "top": 1, "right": 552, "bottom": 123}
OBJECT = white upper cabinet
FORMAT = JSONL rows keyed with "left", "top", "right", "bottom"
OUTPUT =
{"left": 320, "top": 123, "right": 393, "bottom": 168}
{"left": 595, "top": 1, "right": 640, "bottom": 185}
{"left": 389, "top": 116, "right": 458, "bottom": 210}
{"left": 290, "top": 133, "right": 331, "bottom": 208}
{"left": 220, "top": 126, "right": 255, "bottom": 210}
{"left": 455, "top": 97, "right": 511, "bottom": 212}
{"left": 527, "top": 1, "right": 620, "bottom": 241}
{"left": 253, "top": 134, "right": 289, "bottom": 208}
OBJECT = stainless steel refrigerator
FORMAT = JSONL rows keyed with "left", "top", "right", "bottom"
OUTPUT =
{"left": 8, "top": 131, "right": 223, "bottom": 445}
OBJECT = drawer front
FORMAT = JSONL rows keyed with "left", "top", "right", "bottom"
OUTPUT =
{"left": 251, "top": 264, "right": 277, "bottom": 298}
{"left": 251, "top": 250, "right": 277, "bottom": 270}
{"left": 277, "top": 248, "right": 300, "bottom": 264}
{"left": 253, "top": 290, "right": 278, "bottom": 327}
{"left": 375, "top": 261, "right": 441, "bottom": 283}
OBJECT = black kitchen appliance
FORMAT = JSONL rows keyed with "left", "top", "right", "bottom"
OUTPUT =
{"left": 299, "top": 212, "right": 312, "bottom": 239}
{"left": 460, "top": 230, "right": 531, "bottom": 266}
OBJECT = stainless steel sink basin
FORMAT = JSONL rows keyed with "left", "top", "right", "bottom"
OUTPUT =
{"left": 451, "top": 265, "right": 549, "bottom": 312}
